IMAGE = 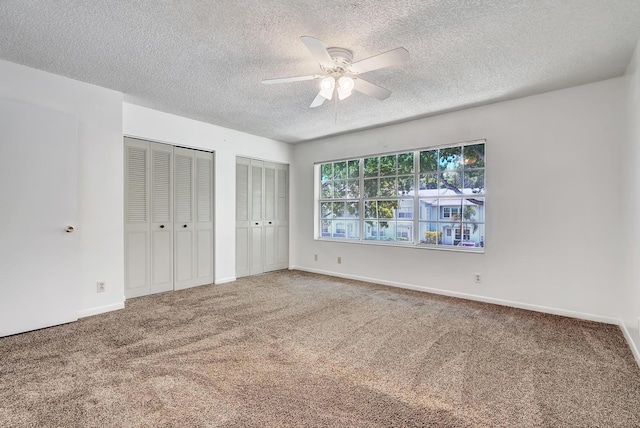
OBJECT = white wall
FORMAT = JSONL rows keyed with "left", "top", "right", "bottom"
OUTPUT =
{"left": 0, "top": 59, "right": 125, "bottom": 317}
{"left": 291, "top": 77, "right": 627, "bottom": 323}
{"left": 122, "top": 103, "right": 293, "bottom": 284}
{"left": 622, "top": 38, "right": 640, "bottom": 360}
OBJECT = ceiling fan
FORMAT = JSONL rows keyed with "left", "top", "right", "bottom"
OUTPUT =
{"left": 262, "top": 36, "right": 409, "bottom": 108}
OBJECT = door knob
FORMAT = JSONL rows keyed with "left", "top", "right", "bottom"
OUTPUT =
{"left": 268, "top": 221, "right": 272, "bottom": 224}
{"left": 183, "top": 224, "right": 187, "bottom": 228}
{"left": 65, "top": 225, "right": 75, "bottom": 233}
{"left": 160, "top": 225, "right": 165, "bottom": 228}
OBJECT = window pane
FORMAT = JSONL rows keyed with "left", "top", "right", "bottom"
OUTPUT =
{"left": 440, "top": 199, "right": 462, "bottom": 221}
{"left": 439, "top": 147, "right": 462, "bottom": 170}
{"left": 463, "top": 169, "right": 485, "bottom": 194}
{"left": 419, "top": 198, "right": 438, "bottom": 221}
{"left": 398, "top": 152, "right": 414, "bottom": 174}
{"left": 463, "top": 198, "right": 484, "bottom": 222}
{"left": 439, "top": 223, "right": 456, "bottom": 246}
{"left": 419, "top": 173, "right": 438, "bottom": 190}
{"left": 396, "top": 221, "right": 413, "bottom": 242}
{"left": 397, "top": 199, "right": 413, "bottom": 219}
{"left": 333, "top": 221, "right": 346, "bottom": 238}
{"left": 364, "top": 178, "right": 378, "bottom": 197}
{"left": 321, "top": 202, "right": 332, "bottom": 219}
{"left": 397, "top": 176, "right": 414, "bottom": 196}
{"left": 364, "top": 220, "right": 379, "bottom": 240}
{"left": 334, "top": 180, "right": 346, "bottom": 198}
{"left": 348, "top": 160, "right": 360, "bottom": 178}
{"left": 379, "top": 155, "right": 396, "bottom": 176}
{"left": 464, "top": 144, "right": 485, "bottom": 168}
{"left": 364, "top": 200, "right": 377, "bottom": 218}
{"left": 346, "top": 179, "right": 359, "bottom": 198}
{"left": 321, "top": 220, "right": 331, "bottom": 237}
{"left": 334, "top": 161, "right": 347, "bottom": 179}
{"left": 420, "top": 150, "right": 437, "bottom": 172}
{"left": 332, "top": 202, "right": 345, "bottom": 218}
{"left": 439, "top": 172, "right": 461, "bottom": 195}
{"left": 345, "top": 220, "right": 360, "bottom": 239}
{"left": 364, "top": 157, "right": 379, "bottom": 177}
{"left": 378, "top": 221, "right": 396, "bottom": 241}
{"left": 420, "top": 222, "right": 441, "bottom": 245}
{"left": 378, "top": 200, "right": 397, "bottom": 219}
{"left": 379, "top": 177, "right": 396, "bottom": 197}
{"left": 461, "top": 223, "right": 484, "bottom": 247}
{"left": 321, "top": 163, "right": 333, "bottom": 181}
{"left": 321, "top": 181, "right": 333, "bottom": 199}
{"left": 346, "top": 201, "right": 359, "bottom": 218}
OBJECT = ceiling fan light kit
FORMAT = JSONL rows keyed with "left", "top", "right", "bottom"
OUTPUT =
{"left": 262, "top": 36, "right": 409, "bottom": 108}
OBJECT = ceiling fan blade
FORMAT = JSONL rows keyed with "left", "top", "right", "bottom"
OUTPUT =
{"left": 353, "top": 78, "right": 392, "bottom": 100}
{"left": 310, "top": 91, "right": 326, "bottom": 108}
{"left": 349, "top": 47, "right": 409, "bottom": 74}
{"left": 262, "top": 75, "right": 321, "bottom": 84}
{"left": 300, "top": 36, "right": 335, "bottom": 69}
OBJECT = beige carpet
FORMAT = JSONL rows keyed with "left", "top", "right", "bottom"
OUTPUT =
{"left": 1, "top": 270, "right": 639, "bottom": 427}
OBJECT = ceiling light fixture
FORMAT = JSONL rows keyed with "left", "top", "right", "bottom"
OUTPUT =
{"left": 337, "top": 76, "right": 354, "bottom": 100}
{"left": 319, "top": 76, "right": 335, "bottom": 100}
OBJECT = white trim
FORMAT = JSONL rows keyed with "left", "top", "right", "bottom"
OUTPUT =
{"left": 215, "top": 276, "right": 236, "bottom": 285}
{"left": 289, "top": 266, "right": 619, "bottom": 325}
{"left": 77, "top": 302, "right": 125, "bottom": 318}
{"left": 619, "top": 321, "right": 640, "bottom": 368}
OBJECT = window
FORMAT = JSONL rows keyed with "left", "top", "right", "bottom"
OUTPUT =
{"left": 317, "top": 140, "right": 485, "bottom": 251}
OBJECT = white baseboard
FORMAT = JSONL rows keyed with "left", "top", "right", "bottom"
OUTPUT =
{"left": 77, "top": 301, "right": 125, "bottom": 319}
{"left": 215, "top": 276, "right": 236, "bottom": 285}
{"left": 619, "top": 321, "right": 640, "bottom": 368}
{"left": 290, "top": 266, "right": 619, "bottom": 325}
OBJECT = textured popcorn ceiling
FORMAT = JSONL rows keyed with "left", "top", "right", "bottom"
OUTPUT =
{"left": 1, "top": 1, "right": 640, "bottom": 143}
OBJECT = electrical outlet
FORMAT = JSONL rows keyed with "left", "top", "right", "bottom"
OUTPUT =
{"left": 97, "top": 281, "right": 106, "bottom": 293}
{"left": 474, "top": 273, "right": 482, "bottom": 284}
{"left": 314, "top": 254, "right": 318, "bottom": 261}
{"left": 337, "top": 256, "right": 342, "bottom": 264}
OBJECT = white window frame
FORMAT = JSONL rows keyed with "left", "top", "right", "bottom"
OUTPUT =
{"left": 315, "top": 139, "right": 485, "bottom": 252}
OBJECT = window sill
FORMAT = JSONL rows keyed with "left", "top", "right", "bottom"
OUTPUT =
{"left": 315, "top": 237, "right": 485, "bottom": 253}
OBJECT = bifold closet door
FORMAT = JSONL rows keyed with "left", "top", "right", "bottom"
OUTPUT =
{"left": 125, "top": 140, "right": 213, "bottom": 297}
{"left": 236, "top": 157, "right": 288, "bottom": 278}
{"left": 174, "top": 147, "right": 214, "bottom": 290}
{"left": 124, "top": 138, "right": 174, "bottom": 298}
{"left": 235, "top": 158, "right": 264, "bottom": 277}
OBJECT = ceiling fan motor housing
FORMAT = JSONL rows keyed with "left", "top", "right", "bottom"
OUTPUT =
{"left": 322, "top": 47, "right": 354, "bottom": 73}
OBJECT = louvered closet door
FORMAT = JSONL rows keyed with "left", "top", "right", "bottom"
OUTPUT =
{"left": 263, "top": 162, "right": 278, "bottom": 272}
{"left": 150, "top": 143, "right": 174, "bottom": 294}
{"left": 174, "top": 147, "right": 196, "bottom": 290}
{"left": 250, "top": 159, "right": 264, "bottom": 275}
{"left": 275, "top": 164, "right": 289, "bottom": 270}
{"left": 194, "top": 151, "right": 214, "bottom": 286}
{"left": 124, "top": 138, "right": 151, "bottom": 298}
{"left": 235, "top": 157, "right": 251, "bottom": 278}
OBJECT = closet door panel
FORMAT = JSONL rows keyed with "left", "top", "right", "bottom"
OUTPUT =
{"left": 235, "top": 158, "right": 251, "bottom": 278}
{"left": 275, "top": 165, "right": 289, "bottom": 270}
{"left": 150, "top": 143, "right": 173, "bottom": 293}
{"left": 194, "top": 152, "right": 214, "bottom": 285}
{"left": 249, "top": 159, "right": 264, "bottom": 276}
{"left": 174, "top": 148, "right": 195, "bottom": 290}
{"left": 263, "top": 162, "right": 278, "bottom": 272}
{"left": 124, "top": 138, "right": 151, "bottom": 298}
